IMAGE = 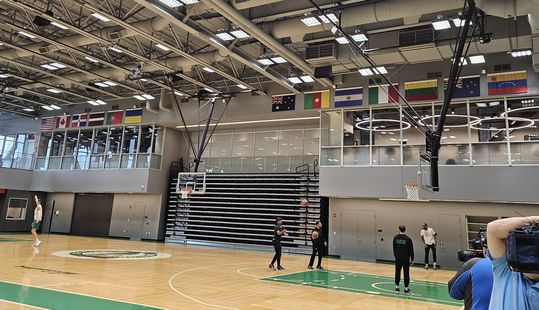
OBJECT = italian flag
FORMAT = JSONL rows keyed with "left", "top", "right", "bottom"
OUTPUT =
{"left": 304, "top": 90, "right": 330, "bottom": 110}
{"left": 368, "top": 84, "right": 399, "bottom": 104}
{"left": 404, "top": 80, "right": 438, "bottom": 101}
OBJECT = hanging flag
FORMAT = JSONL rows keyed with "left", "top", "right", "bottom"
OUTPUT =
{"left": 55, "top": 115, "right": 71, "bottom": 129}
{"left": 444, "top": 76, "right": 480, "bottom": 98}
{"left": 40, "top": 117, "right": 54, "bottom": 131}
{"left": 304, "top": 90, "right": 330, "bottom": 110}
{"left": 368, "top": 84, "right": 399, "bottom": 105}
{"left": 335, "top": 87, "right": 363, "bottom": 107}
{"left": 88, "top": 112, "right": 105, "bottom": 127}
{"left": 124, "top": 108, "right": 143, "bottom": 124}
{"left": 272, "top": 95, "right": 296, "bottom": 112}
{"left": 404, "top": 80, "right": 438, "bottom": 101}
{"left": 71, "top": 113, "right": 88, "bottom": 128}
{"left": 487, "top": 71, "right": 527, "bottom": 95}
{"left": 106, "top": 110, "right": 124, "bottom": 125}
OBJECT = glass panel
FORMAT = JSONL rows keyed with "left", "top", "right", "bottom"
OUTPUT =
{"left": 264, "top": 156, "right": 277, "bottom": 172}
{"left": 254, "top": 140, "right": 278, "bottom": 157}
{"left": 343, "top": 146, "right": 369, "bottom": 165}
{"left": 92, "top": 128, "right": 108, "bottom": 155}
{"left": 232, "top": 131, "right": 254, "bottom": 142}
{"left": 139, "top": 125, "right": 153, "bottom": 154}
{"left": 218, "top": 157, "right": 231, "bottom": 173}
{"left": 211, "top": 133, "right": 232, "bottom": 142}
{"left": 277, "top": 156, "right": 290, "bottom": 172}
{"left": 320, "top": 147, "right": 341, "bottom": 166}
{"left": 150, "top": 154, "right": 162, "bottom": 169}
{"left": 510, "top": 142, "right": 539, "bottom": 164}
{"left": 471, "top": 143, "right": 508, "bottom": 165}
{"left": 403, "top": 145, "right": 424, "bottom": 165}
{"left": 122, "top": 125, "right": 139, "bottom": 154}
{"left": 290, "top": 156, "right": 305, "bottom": 171}
{"left": 152, "top": 126, "right": 164, "bottom": 154}
{"left": 61, "top": 156, "right": 74, "bottom": 170}
{"left": 506, "top": 97, "right": 539, "bottom": 164}
{"left": 255, "top": 131, "right": 278, "bottom": 141}
{"left": 304, "top": 138, "right": 319, "bottom": 156}
{"left": 1, "top": 135, "right": 16, "bottom": 168}
{"left": 278, "top": 139, "right": 303, "bottom": 156}
{"left": 254, "top": 157, "right": 265, "bottom": 172}
{"left": 50, "top": 131, "right": 65, "bottom": 157}
{"left": 232, "top": 142, "right": 254, "bottom": 157}
{"left": 279, "top": 129, "right": 303, "bottom": 140}
{"left": 37, "top": 132, "right": 52, "bottom": 157}
{"left": 321, "top": 111, "right": 342, "bottom": 146}
{"left": 137, "top": 154, "right": 150, "bottom": 168}
{"left": 75, "top": 130, "right": 92, "bottom": 170}
{"left": 439, "top": 144, "right": 471, "bottom": 165}
{"left": 35, "top": 157, "right": 47, "bottom": 171}
{"left": 90, "top": 155, "right": 105, "bottom": 169}
{"left": 121, "top": 154, "right": 137, "bottom": 168}
{"left": 11, "top": 134, "right": 28, "bottom": 169}
{"left": 0, "top": 135, "right": 5, "bottom": 159}
{"left": 64, "top": 130, "right": 79, "bottom": 156}
{"left": 105, "top": 154, "right": 120, "bottom": 169}
{"left": 373, "top": 146, "right": 400, "bottom": 165}
{"left": 107, "top": 127, "right": 122, "bottom": 155}
{"left": 240, "top": 157, "right": 254, "bottom": 173}
{"left": 48, "top": 156, "right": 61, "bottom": 170}
{"left": 211, "top": 142, "right": 232, "bottom": 158}
{"left": 304, "top": 128, "right": 320, "bottom": 139}
{"left": 231, "top": 157, "right": 242, "bottom": 172}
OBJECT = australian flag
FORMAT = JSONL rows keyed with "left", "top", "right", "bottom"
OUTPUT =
{"left": 444, "top": 76, "right": 480, "bottom": 98}
{"left": 272, "top": 95, "right": 296, "bottom": 112}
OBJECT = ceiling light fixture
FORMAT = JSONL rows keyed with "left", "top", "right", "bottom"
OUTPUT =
{"left": 335, "top": 36, "right": 350, "bottom": 44}
{"left": 103, "top": 81, "right": 117, "bottom": 86}
{"left": 373, "top": 66, "right": 388, "bottom": 74}
{"left": 23, "top": 108, "right": 35, "bottom": 112}
{"left": 47, "top": 88, "right": 62, "bottom": 94}
{"left": 452, "top": 18, "right": 471, "bottom": 27}
{"left": 42, "top": 105, "right": 54, "bottom": 111}
{"left": 301, "top": 16, "right": 321, "bottom": 27}
{"left": 180, "top": 0, "right": 199, "bottom": 4}
{"left": 237, "top": 84, "right": 248, "bottom": 89}
{"left": 351, "top": 33, "right": 368, "bottom": 42}
{"left": 270, "top": 56, "right": 287, "bottom": 64}
{"left": 173, "top": 91, "right": 184, "bottom": 96}
{"left": 469, "top": 55, "right": 486, "bottom": 64}
{"left": 257, "top": 58, "right": 274, "bottom": 66}
{"left": 155, "top": 43, "right": 171, "bottom": 51}
{"left": 0, "top": 74, "right": 10, "bottom": 78}
{"left": 432, "top": 20, "right": 451, "bottom": 30}
{"left": 91, "top": 12, "right": 110, "bottom": 22}
{"left": 300, "top": 75, "right": 314, "bottom": 83}
{"left": 319, "top": 13, "right": 338, "bottom": 24}
{"left": 41, "top": 64, "right": 58, "bottom": 70}
{"left": 51, "top": 21, "right": 69, "bottom": 30}
{"left": 230, "top": 29, "right": 249, "bottom": 39}
{"left": 50, "top": 104, "right": 61, "bottom": 110}
{"left": 85, "top": 56, "right": 99, "bottom": 63}
{"left": 133, "top": 95, "right": 146, "bottom": 100}
{"left": 158, "top": 0, "right": 183, "bottom": 7}
{"left": 109, "top": 46, "right": 122, "bottom": 53}
{"left": 87, "top": 100, "right": 100, "bottom": 106}
{"left": 451, "top": 57, "right": 468, "bottom": 65}
{"left": 95, "top": 82, "right": 110, "bottom": 87}
{"left": 511, "top": 50, "right": 532, "bottom": 57}
{"left": 202, "top": 67, "right": 215, "bottom": 73}
{"left": 18, "top": 31, "right": 36, "bottom": 39}
{"left": 142, "top": 94, "right": 155, "bottom": 100}
{"left": 288, "top": 77, "right": 302, "bottom": 84}
{"left": 96, "top": 100, "right": 107, "bottom": 105}
{"left": 216, "top": 32, "right": 235, "bottom": 41}
{"left": 358, "top": 68, "right": 374, "bottom": 76}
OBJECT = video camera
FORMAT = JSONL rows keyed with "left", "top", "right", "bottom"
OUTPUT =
{"left": 506, "top": 222, "right": 539, "bottom": 273}
{"left": 458, "top": 227, "right": 487, "bottom": 262}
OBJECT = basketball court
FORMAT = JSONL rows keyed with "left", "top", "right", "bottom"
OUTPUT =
{"left": 1, "top": 0, "right": 538, "bottom": 309}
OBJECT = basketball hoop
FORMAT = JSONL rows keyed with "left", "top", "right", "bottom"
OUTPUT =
{"left": 180, "top": 188, "right": 192, "bottom": 200}
{"left": 405, "top": 184, "right": 420, "bottom": 200}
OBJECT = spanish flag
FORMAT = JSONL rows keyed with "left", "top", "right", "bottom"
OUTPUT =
{"left": 304, "top": 91, "right": 330, "bottom": 109}
{"left": 487, "top": 71, "right": 527, "bottom": 95}
{"left": 404, "top": 80, "right": 438, "bottom": 101}
{"left": 124, "top": 108, "right": 143, "bottom": 124}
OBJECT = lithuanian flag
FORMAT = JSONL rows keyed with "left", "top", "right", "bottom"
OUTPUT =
{"left": 304, "top": 91, "right": 330, "bottom": 109}
{"left": 404, "top": 80, "right": 438, "bottom": 101}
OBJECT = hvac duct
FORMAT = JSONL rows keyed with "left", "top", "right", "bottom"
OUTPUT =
{"left": 269, "top": 0, "right": 464, "bottom": 42}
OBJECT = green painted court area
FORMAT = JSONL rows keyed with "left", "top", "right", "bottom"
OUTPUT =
{"left": 262, "top": 270, "right": 462, "bottom": 307}
{"left": 0, "top": 281, "right": 161, "bottom": 310}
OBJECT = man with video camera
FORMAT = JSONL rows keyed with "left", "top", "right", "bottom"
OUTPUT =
{"left": 487, "top": 216, "right": 539, "bottom": 309}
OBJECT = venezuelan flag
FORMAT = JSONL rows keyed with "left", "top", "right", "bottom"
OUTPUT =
{"left": 124, "top": 108, "right": 143, "bottom": 124}
{"left": 487, "top": 71, "right": 527, "bottom": 95}
{"left": 404, "top": 80, "right": 438, "bottom": 101}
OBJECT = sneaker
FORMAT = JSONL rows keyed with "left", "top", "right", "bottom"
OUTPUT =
{"left": 424, "top": 264, "right": 429, "bottom": 270}
{"left": 395, "top": 287, "right": 400, "bottom": 292}
{"left": 316, "top": 266, "right": 324, "bottom": 270}
{"left": 433, "top": 264, "right": 437, "bottom": 270}
{"left": 404, "top": 288, "right": 411, "bottom": 294}
{"left": 277, "top": 266, "right": 285, "bottom": 270}
{"left": 269, "top": 264, "right": 276, "bottom": 270}
{"left": 308, "top": 266, "right": 314, "bottom": 269}
{"left": 34, "top": 240, "right": 42, "bottom": 247}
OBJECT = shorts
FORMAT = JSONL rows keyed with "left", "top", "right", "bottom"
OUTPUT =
{"left": 31, "top": 221, "right": 40, "bottom": 230}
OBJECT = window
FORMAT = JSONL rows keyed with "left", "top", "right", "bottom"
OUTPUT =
{"left": 121, "top": 125, "right": 139, "bottom": 168}
{"left": 91, "top": 128, "right": 108, "bottom": 169}
{"left": 76, "top": 130, "right": 93, "bottom": 169}
{"left": 1, "top": 135, "right": 16, "bottom": 168}
{"left": 105, "top": 127, "right": 122, "bottom": 169}
{"left": 5, "top": 198, "right": 28, "bottom": 220}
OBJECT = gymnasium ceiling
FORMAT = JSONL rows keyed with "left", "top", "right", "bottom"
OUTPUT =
{"left": 0, "top": 0, "right": 536, "bottom": 117}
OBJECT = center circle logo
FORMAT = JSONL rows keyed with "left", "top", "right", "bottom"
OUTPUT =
{"left": 53, "top": 249, "right": 171, "bottom": 260}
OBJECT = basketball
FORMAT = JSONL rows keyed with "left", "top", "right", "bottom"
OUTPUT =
{"left": 300, "top": 199, "right": 309, "bottom": 206}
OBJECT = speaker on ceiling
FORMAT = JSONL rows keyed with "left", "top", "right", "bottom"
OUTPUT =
{"left": 314, "top": 66, "right": 334, "bottom": 82}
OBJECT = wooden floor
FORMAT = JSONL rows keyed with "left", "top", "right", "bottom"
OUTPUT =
{"left": 0, "top": 234, "right": 460, "bottom": 310}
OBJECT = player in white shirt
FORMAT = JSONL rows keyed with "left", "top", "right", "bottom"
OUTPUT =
{"left": 420, "top": 223, "right": 437, "bottom": 270}
{"left": 31, "top": 195, "right": 42, "bottom": 247}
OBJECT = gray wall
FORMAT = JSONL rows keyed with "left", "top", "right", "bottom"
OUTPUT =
{"left": 109, "top": 194, "right": 163, "bottom": 240}
{"left": 320, "top": 166, "right": 539, "bottom": 204}
{"left": 42, "top": 193, "right": 75, "bottom": 234}
{"left": 329, "top": 198, "right": 539, "bottom": 269}
{"left": 0, "top": 168, "right": 33, "bottom": 191}
{"left": 0, "top": 190, "right": 46, "bottom": 232}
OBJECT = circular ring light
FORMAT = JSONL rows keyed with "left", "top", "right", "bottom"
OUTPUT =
{"left": 355, "top": 119, "right": 411, "bottom": 132}
{"left": 500, "top": 105, "right": 539, "bottom": 117}
{"left": 469, "top": 117, "right": 535, "bottom": 131}
{"left": 420, "top": 114, "right": 480, "bottom": 128}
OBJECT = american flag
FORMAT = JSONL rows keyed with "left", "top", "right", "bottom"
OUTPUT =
{"left": 40, "top": 117, "right": 54, "bottom": 131}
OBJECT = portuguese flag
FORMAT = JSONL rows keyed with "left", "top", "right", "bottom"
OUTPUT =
{"left": 304, "top": 91, "right": 330, "bottom": 110}
{"left": 368, "top": 84, "right": 399, "bottom": 104}
{"left": 404, "top": 80, "right": 438, "bottom": 101}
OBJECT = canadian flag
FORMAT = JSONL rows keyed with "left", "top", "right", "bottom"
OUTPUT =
{"left": 55, "top": 115, "right": 71, "bottom": 129}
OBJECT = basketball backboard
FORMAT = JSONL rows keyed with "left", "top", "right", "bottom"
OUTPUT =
{"left": 175, "top": 172, "right": 206, "bottom": 194}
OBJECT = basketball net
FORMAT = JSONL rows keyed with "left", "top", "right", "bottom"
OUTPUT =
{"left": 180, "top": 188, "right": 193, "bottom": 199}
{"left": 405, "top": 184, "right": 420, "bottom": 200}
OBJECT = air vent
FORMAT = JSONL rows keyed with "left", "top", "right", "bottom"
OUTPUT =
{"left": 305, "top": 43, "right": 337, "bottom": 65}
{"left": 427, "top": 72, "right": 442, "bottom": 79}
{"left": 368, "top": 78, "right": 383, "bottom": 85}
{"left": 399, "top": 27, "right": 434, "bottom": 47}
{"left": 494, "top": 64, "right": 511, "bottom": 72}
{"left": 108, "top": 31, "right": 122, "bottom": 40}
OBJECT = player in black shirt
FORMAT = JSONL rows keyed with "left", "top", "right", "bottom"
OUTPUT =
{"left": 393, "top": 225, "right": 414, "bottom": 293}
{"left": 269, "top": 217, "right": 288, "bottom": 270}
{"left": 308, "top": 221, "right": 327, "bottom": 269}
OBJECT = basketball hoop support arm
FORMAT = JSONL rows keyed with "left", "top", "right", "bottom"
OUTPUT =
{"left": 193, "top": 98, "right": 217, "bottom": 172}
{"left": 430, "top": 0, "right": 477, "bottom": 191}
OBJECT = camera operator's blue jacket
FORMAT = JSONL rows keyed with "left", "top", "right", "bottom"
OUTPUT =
{"left": 448, "top": 257, "right": 493, "bottom": 310}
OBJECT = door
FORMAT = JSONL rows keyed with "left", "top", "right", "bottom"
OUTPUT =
{"left": 341, "top": 210, "right": 376, "bottom": 261}
{"left": 129, "top": 202, "right": 146, "bottom": 241}
{"left": 71, "top": 194, "right": 114, "bottom": 237}
{"left": 437, "top": 214, "right": 462, "bottom": 269}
